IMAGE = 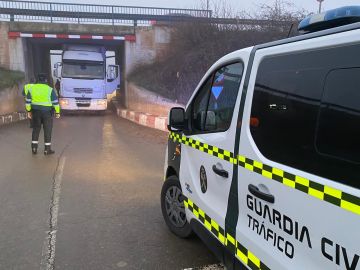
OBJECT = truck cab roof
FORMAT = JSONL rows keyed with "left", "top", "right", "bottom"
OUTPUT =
{"left": 62, "top": 51, "right": 104, "bottom": 62}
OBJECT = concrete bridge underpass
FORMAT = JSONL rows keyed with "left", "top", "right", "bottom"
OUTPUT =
{"left": 0, "top": 19, "right": 173, "bottom": 103}
{"left": 0, "top": 1, "right": 292, "bottom": 100}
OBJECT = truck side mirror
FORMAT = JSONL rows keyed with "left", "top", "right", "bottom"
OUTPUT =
{"left": 168, "top": 107, "right": 187, "bottom": 131}
{"left": 107, "top": 65, "right": 118, "bottom": 82}
{"left": 53, "top": 62, "right": 61, "bottom": 78}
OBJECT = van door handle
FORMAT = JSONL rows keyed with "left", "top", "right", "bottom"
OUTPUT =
{"left": 212, "top": 165, "right": 228, "bottom": 178}
{"left": 248, "top": 184, "right": 275, "bottom": 203}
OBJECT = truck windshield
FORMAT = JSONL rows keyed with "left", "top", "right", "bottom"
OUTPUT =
{"left": 62, "top": 62, "right": 104, "bottom": 79}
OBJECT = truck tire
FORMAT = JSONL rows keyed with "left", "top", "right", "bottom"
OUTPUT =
{"left": 161, "top": 176, "right": 193, "bottom": 238}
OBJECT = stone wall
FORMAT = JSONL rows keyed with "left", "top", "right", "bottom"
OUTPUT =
{"left": 0, "top": 23, "right": 10, "bottom": 70}
{"left": 0, "top": 22, "right": 26, "bottom": 72}
{"left": 126, "top": 81, "right": 183, "bottom": 117}
{"left": 125, "top": 25, "right": 171, "bottom": 76}
{"left": 124, "top": 25, "right": 171, "bottom": 108}
{"left": 0, "top": 84, "right": 25, "bottom": 116}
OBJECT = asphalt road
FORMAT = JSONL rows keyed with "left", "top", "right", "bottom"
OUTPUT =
{"left": 0, "top": 113, "right": 218, "bottom": 270}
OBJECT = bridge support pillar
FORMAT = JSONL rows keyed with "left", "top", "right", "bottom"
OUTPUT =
{"left": 0, "top": 22, "right": 26, "bottom": 74}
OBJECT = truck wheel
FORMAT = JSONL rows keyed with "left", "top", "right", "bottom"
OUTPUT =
{"left": 161, "top": 176, "right": 192, "bottom": 238}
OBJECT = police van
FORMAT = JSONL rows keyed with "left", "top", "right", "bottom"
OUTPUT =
{"left": 161, "top": 6, "right": 360, "bottom": 270}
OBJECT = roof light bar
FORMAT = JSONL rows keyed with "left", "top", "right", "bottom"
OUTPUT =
{"left": 298, "top": 6, "right": 360, "bottom": 33}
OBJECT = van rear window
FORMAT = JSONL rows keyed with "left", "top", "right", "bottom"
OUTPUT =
{"left": 250, "top": 43, "right": 360, "bottom": 190}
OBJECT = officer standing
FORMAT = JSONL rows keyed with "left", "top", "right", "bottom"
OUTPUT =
{"left": 25, "top": 74, "right": 60, "bottom": 155}
{"left": 22, "top": 78, "right": 35, "bottom": 128}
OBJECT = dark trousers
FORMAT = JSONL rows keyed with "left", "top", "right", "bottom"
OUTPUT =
{"left": 32, "top": 110, "right": 53, "bottom": 144}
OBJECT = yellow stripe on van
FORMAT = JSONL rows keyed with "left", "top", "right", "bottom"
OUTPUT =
{"left": 184, "top": 196, "right": 269, "bottom": 270}
{"left": 169, "top": 132, "right": 360, "bottom": 216}
{"left": 324, "top": 186, "right": 342, "bottom": 199}
{"left": 341, "top": 200, "right": 360, "bottom": 216}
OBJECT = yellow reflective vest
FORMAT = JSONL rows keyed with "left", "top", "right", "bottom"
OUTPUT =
{"left": 25, "top": 84, "right": 60, "bottom": 114}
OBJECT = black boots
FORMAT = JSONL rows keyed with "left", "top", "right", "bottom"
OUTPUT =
{"left": 31, "top": 143, "right": 38, "bottom": 155}
{"left": 44, "top": 145, "right": 55, "bottom": 155}
{"left": 32, "top": 143, "right": 55, "bottom": 155}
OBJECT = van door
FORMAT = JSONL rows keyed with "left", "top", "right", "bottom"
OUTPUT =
{"left": 178, "top": 60, "right": 245, "bottom": 264}
{"left": 235, "top": 36, "right": 360, "bottom": 269}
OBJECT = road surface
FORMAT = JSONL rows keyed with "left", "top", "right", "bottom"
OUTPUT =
{"left": 0, "top": 113, "right": 218, "bottom": 270}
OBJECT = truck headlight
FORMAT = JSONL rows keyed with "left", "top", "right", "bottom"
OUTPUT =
{"left": 97, "top": 100, "right": 107, "bottom": 106}
{"left": 60, "top": 99, "right": 69, "bottom": 106}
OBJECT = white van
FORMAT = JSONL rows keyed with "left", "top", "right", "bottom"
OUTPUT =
{"left": 161, "top": 7, "right": 360, "bottom": 270}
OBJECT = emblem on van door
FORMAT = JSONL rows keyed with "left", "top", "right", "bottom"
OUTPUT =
{"left": 200, "top": 166, "right": 207, "bottom": 193}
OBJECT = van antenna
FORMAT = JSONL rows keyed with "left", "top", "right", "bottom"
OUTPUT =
{"left": 287, "top": 22, "right": 295, "bottom": 38}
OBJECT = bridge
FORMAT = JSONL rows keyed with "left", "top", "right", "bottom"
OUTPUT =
{"left": 0, "top": 1, "right": 291, "bottom": 107}
{"left": 0, "top": 0, "right": 288, "bottom": 27}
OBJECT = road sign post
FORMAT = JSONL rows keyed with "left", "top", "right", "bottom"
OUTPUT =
{"left": 317, "top": 0, "right": 325, "bottom": 13}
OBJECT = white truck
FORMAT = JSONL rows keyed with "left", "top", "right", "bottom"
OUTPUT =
{"left": 53, "top": 45, "right": 120, "bottom": 111}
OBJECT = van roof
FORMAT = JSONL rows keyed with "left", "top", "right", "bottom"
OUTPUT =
{"left": 255, "top": 21, "right": 360, "bottom": 52}
{"left": 217, "top": 21, "right": 360, "bottom": 67}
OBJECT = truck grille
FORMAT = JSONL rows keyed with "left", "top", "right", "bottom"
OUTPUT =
{"left": 73, "top": 88, "right": 93, "bottom": 94}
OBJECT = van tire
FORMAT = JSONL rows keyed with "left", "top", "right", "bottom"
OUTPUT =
{"left": 161, "top": 176, "right": 193, "bottom": 238}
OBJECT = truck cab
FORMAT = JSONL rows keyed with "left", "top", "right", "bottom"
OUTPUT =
{"left": 53, "top": 45, "right": 120, "bottom": 111}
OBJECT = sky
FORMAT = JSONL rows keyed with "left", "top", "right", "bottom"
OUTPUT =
{"left": 26, "top": 0, "right": 360, "bottom": 15}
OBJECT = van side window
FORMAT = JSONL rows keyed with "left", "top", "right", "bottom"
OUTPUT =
{"left": 250, "top": 44, "right": 360, "bottom": 189}
{"left": 316, "top": 68, "right": 360, "bottom": 164}
{"left": 192, "top": 62, "right": 243, "bottom": 133}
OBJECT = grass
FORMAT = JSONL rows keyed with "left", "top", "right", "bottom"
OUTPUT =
{"left": 0, "top": 68, "right": 24, "bottom": 90}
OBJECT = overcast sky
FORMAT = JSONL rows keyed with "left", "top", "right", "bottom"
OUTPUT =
{"left": 28, "top": 0, "right": 360, "bottom": 15}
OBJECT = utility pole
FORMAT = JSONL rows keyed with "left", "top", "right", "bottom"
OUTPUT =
{"left": 206, "top": 0, "right": 210, "bottom": 17}
{"left": 317, "top": 0, "right": 324, "bottom": 13}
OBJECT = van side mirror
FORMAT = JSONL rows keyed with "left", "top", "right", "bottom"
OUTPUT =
{"left": 168, "top": 107, "right": 186, "bottom": 131}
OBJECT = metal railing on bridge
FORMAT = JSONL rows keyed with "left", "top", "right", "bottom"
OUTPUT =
{"left": 0, "top": 0, "right": 292, "bottom": 28}
{"left": 0, "top": 0, "right": 212, "bottom": 26}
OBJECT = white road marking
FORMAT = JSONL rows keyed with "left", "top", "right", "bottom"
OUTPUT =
{"left": 40, "top": 157, "right": 66, "bottom": 270}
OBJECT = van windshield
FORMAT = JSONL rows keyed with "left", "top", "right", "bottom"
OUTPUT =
{"left": 62, "top": 61, "right": 104, "bottom": 79}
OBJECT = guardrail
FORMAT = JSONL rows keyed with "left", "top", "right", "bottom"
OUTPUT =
{"left": 0, "top": 0, "right": 211, "bottom": 25}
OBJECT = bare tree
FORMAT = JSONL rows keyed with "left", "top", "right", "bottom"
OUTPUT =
{"left": 128, "top": 0, "right": 309, "bottom": 104}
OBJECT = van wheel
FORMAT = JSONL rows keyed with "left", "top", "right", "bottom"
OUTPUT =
{"left": 161, "top": 176, "right": 192, "bottom": 238}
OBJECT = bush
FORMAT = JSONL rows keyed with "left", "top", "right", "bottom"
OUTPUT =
{"left": 0, "top": 68, "right": 24, "bottom": 90}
